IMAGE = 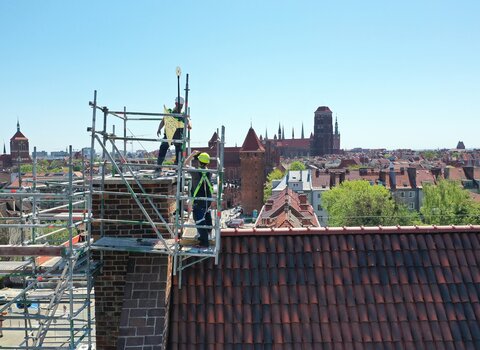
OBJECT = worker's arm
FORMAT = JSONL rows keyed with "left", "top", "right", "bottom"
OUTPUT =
{"left": 184, "top": 150, "right": 200, "bottom": 166}
{"left": 157, "top": 119, "right": 164, "bottom": 137}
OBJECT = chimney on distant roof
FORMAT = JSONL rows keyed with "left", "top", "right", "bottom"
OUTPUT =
{"left": 463, "top": 166, "right": 474, "bottom": 180}
{"left": 265, "top": 199, "right": 274, "bottom": 211}
{"left": 444, "top": 167, "right": 450, "bottom": 179}
{"left": 299, "top": 194, "right": 308, "bottom": 204}
{"left": 379, "top": 170, "right": 386, "bottom": 184}
{"left": 329, "top": 172, "right": 336, "bottom": 188}
{"left": 389, "top": 168, "right": 396, "bottom": 190}
{"left": 431, "top": 167, "right": 441, "bottom": 179}
{"left": 407, "top": 167, "right": 417, "bottom": 189}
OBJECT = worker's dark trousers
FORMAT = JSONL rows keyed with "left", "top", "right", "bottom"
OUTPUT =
{"left": 157, "top": 129, "right": 183, "bottom": 165}
{"left": 193, "top": 201, "right": 212, "bottom": 247}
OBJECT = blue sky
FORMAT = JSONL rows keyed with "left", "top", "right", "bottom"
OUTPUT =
{"left": 1, "top": 1, "right": 479, "bottom": 153}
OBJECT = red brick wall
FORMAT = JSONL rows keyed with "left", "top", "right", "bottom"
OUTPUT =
{"left": 240, "top": 151, "right": 266, "bottom": 215}
{"left": 93, "top": 178, "right": 177, "bottom": 350}
{"left": 116, "top": 255, "right": 172, "bottom": 350}
{"left": 92, "top": 178, "right": 177, "bottom": 240}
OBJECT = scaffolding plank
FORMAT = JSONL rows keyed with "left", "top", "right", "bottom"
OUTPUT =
{"left": 92, "top": 236, "right": 175, "bottom": 253}
{"left": 0, "top": 245, "right": 66, "bottom": 257}
{"left": 0, "top": 261, "right": 32, "bottom": 274}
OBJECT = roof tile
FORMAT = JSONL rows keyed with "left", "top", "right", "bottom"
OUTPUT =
{"left": 169, "top": 229, "right": 480, "bottom": 348}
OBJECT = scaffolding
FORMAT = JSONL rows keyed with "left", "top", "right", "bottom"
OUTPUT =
{"left": 0, "top": 71, "right": 223, "bottom": 348}
{"left": 88, "top": 76, "right": 224, "bottom": 286}
{"left": 0, "top": 147, "right": 95, "bottom": 350}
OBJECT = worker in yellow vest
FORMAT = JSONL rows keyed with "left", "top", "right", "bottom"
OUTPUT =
{"left": 185, "top": 150, "right": 213, "bottom": 248}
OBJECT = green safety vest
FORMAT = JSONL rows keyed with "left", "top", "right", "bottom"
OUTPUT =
{"left": 192, "top": 171, "right": 214, "bottom": 203}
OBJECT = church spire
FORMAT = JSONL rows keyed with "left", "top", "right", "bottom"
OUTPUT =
{"left": 301, "top": 123, "right": 305, "bottom": 139}
{"left": 17, "top": 118, "right": 20, "bottom": 132}
{"left": 335, "top": 116, "right": 339, "bottom": 135}
{"left": 3, "top": 142, "right": 5, "bottom": 154}
{"left": 265, "top": 128, "right": 268, "bottom": 139}
{"left": 281, "top": 125, "right": 285, "bottom": 140}
{"left": 292, "top": 127, "right": 294, "bottom": 139}
{"left": 278, "top": 123, "right": 281, "bottom": 139}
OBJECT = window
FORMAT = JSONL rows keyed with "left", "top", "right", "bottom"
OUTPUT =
{"left": 400, "top": 192, "right": 405, "bottom": 198}
{"left": 317, "top": 205, "right": 322, "bottom": 211}
{"left": 409, "top": 202, "right": 415, "bottom": 209}
{"left": 409, "top": 191, "right": 415, "bottom": 198}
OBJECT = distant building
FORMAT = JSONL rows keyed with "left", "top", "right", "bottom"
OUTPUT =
{"left": 333, "top": 116, "right": 341, "bottom": 153}
{"left": 10, "top": 120, "right": 31, "bottom": 165}
{"left": 239, "top": 127, "right": 266, "bottom": 216}
{"left": 0, "top": 121, "right": 31, "bottom": 168}
{"left": 311, "top": 106, "right": 334, "bottom": 156}
{"left": 457, "top": 141, "right": 466, "bottom": 149}
{"left": 256, "top": 187, "right": 320, "bottom": 228}
{"left": 50, "top": 151, "right": 69, "bottom": 158}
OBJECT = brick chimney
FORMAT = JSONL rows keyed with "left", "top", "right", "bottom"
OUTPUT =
{"left": 93, "top": 177, "right": 177, "bottom": 350}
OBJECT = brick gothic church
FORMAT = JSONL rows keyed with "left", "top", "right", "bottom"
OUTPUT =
{"left": 311, "top": 106, "right": 341, "bottom": 156}
{"left": 0, "top": 121, "right": 31, "bottom": 168}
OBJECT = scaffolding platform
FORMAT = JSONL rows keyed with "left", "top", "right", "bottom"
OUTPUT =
{"left": 91, "top": 236, "right": 217, "bottom": 256}
{"left": 0, "top": 261, "right": 32, "bottom": 275}
{"left": 91, "top": 236, "right": 176, "bottom": 254}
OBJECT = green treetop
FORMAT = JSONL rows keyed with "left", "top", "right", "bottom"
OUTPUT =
{"left": 322, "top": 180, "right": 419, "bottom": 226}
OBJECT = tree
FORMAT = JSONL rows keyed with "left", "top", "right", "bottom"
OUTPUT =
{"left": 263, "top": 168, "right": 284, "bottom": 202}
{"left": 322, "top": 180, "right": 419, "bottom": 226}
{"left": 288, "top": 161, "right": 306, "bottom": 171}
{"left": 20, "top": 164, "right": 33, "bottom": 173}
{"left": 420, "top": 180, "right": 480, "bottom": 225}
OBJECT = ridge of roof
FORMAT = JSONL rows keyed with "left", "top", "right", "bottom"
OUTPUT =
{"left": 221, "top": 224, "right": 480, "bottom": 236}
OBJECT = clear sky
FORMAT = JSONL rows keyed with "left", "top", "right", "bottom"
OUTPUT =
{"left": 1, "top": 1, "right": 479, "bottom": 153}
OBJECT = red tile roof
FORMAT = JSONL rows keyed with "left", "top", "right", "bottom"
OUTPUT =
{"left": 241, "top": 127, "right": 265, "bottom": 152}
{"left": 256, "top": 188, "right": 320, "bottom": 228}
{"left": 10, "top": 130, "right": 27, "bottom": 140}
{"left": 169, "top": 225, "right": 480, "bottom": 348}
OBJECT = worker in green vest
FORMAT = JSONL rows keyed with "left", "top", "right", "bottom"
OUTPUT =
{"left": 185, "top": 150, "right": 213, "bottom": 248}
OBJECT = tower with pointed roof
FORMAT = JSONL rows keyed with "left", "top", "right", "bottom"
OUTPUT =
{"left": 333, "top": 116, "right": 341, "bottom": 153}
{"left": 10, "top": 120, "right": 31, "bottom": 165}
{"left": 239, "top": 127, "right": 266, "bottom": 215}
{"left": 311, "top": 106, "right": 333, "bottom": 156}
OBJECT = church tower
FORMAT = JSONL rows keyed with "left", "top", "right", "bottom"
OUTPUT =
{"left": 333, "top": 116, "right": 341, "bottom": 153}
{"left": 10, "top": 120, "right": 31, "bottom": 165}
{"left": 311, "top": 106, "right": 333, "bottom": 156}
{"left": 239, "top": 127, "right": 266, "bottom": 216}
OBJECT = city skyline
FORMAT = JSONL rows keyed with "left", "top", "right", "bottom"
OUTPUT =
{"left": 1, "top": 1, "right": 479, "bottom": 151}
